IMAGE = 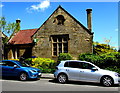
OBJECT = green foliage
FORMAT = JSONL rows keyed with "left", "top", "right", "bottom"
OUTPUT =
{"left": 79, "top": 52, "right": 120, "bottom": 73}
{"left": 24, "top": 58, "right": 32, "bottom": 65}
{"left": 105, "top": 66, "right": 120, "bottom": 74}
{"left": 58, "top": 53, "right": 72, "bottom": 62}
{"left": 0, "top": 17, "right": 6, "bottom": 32}
{"left": 2, "top": 37, "right": 8, "bottom": 44}
{"left": 0, "top": 16, "right": 20, "bottom": 38}
{"left": 79, "top": 53, "right": 103, "bottom": 68}
{"left": 93, "top": 42, "right": 116, "bottom": 55}
{"left": 5, "top": 22, "right": 16, "bottom": 36}
{"left": 15, "top": 22, "right": 20, "bottom": 32}
{"left": 30, "top": 57, "right": 56, "bottom": 73}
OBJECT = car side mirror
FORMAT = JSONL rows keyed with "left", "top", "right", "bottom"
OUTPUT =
{"left": 91, "top": 67, "right": 98, "bottom": 71}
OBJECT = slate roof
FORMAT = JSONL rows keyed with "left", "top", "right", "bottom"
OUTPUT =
{"left": 8, "top": 29, "right": 38, "bottom": 44}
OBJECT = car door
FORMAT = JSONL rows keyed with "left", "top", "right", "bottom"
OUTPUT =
{"left": 65, "top": 61, "right": 81, "bottom": 80}
{"left": 2, "top": 61, "right": 19, "bottom": 76}
{"left": 79, "top": 62, "right": 101, "bottom": 82}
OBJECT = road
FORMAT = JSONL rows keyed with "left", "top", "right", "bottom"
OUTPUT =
{"left": 1, "top": 76, "right": 120, "bottom": 92}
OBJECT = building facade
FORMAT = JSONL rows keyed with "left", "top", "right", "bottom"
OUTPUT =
{"left": 7, "top": 6, "right": 94, "bottom": 60}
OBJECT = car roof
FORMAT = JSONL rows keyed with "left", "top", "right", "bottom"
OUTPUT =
{"left": 61, "top": 60, "right": 91, "bottom": 63}
{"left": 2, "top": 60, "right": 20, "bottom": 63}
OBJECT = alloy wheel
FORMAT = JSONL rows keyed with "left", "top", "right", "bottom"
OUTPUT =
{"left": 58, "top": 74, "right": 67, "bottom": 84}
{"left": 102, "top": 76, "right": 113, "bottom": 87}
{"left": 20, "top": 73, "right": 27, "bottom": 81}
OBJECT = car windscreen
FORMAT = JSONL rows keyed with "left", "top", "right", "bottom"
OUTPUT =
{"left": 15, "top": 61, "right": 30, "bottom": 67}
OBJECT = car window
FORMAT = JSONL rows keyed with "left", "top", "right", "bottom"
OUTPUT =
{"left": 69, "top": 62, "right": 80, "bottom": 68}
{"left": 65, "top": 61, "right": 81, "bottom": 68}
{"left": 3, "top": 61, "right": 16, "bottom": 67}
{"left": 82, "top": 63, "right": 94, "bottom": 69}
{"left": 64, "top": 61, "right": 94, "bottom": 69}
{"left": 0, "top": 62, "right": 6, "bottom": 66}
{"left": 15, "top": 61, "right": 30, "bottom": 67}
{"left": 64, "top": 62, "right": 69, "bottom": 67}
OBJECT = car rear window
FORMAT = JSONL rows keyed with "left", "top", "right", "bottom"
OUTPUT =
{"left": 64, "top": 61, "right": 81, "bottom": 68}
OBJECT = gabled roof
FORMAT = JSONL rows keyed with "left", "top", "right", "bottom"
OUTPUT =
{"left": 8, "top": 29, "right": 38, "bottom": 44}
{"left": 35, "top": 5, "right": 93, "bottom": 35}
{"left": 8, "top": 6, "right": 93, "bottom": 45}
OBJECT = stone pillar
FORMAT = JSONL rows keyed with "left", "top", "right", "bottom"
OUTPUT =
{"left": 86, "top": 9, "right": 92, "bottom": 31}
{"left": 15, "top": 48, "right": 18, "bottom": 59}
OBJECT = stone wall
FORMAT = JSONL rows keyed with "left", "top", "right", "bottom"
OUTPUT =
{"left": 32, "top": 7, "right": 93, "bottom": 60}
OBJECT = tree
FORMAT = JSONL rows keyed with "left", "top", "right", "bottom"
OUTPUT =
{"left": 5, "top": 22, "right": 16, "bottom": 37}
{"left": 93, "top": 42, "right": 116, "bottom": 55}
{"left": 0, "top": 17, "right": 6, "bottom": 32}
{"left": 0, "top": 17, "right": 19, "bottom": 38}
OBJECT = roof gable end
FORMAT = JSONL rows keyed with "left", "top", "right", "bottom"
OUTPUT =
{"left": 34, "top": 5, "right": 93, "bottom": 36}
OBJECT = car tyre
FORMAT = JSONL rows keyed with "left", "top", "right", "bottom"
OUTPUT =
{"left": 101, "top": 76, "right": 113, "bottom": 87}
{"left": 19, "top": 72, "right": 28, "bottom": 81}
{"left": 57, "top": 73, "right": 68, "bottom": 84}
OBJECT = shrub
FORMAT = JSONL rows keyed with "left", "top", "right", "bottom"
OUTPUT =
{"left": 31, "top": 57, "right": 56, "bottom": 73}
{"left": 58, "top": 53, "right": 72, "bottom": 62}
{"left": 24, "top": 58, "right": 32, "bottom": 65}
{"left": 100, "top": 52, "right": 120, "bottom": 67}
{"left": 79, "top": 52, "right": 120, "bottom": 70}
{"left": 105, "top": 66, "right": 120, "bottom": 74}
{"left": 79, "top": 53, "right": 103, "bottom": 68}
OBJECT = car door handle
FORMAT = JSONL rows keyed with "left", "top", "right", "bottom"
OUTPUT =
{"left": 66, "top": 69, "right": 69, "bottom": 71}
{"left": 80, "top": 71, "right": 84, "bottom": 72}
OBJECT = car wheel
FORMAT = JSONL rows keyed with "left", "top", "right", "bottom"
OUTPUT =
{"left": 101, "top": 76, "right": 113, "bottom": 87}
{"left": 19, "top": 72, "right": 28, "bottom": 81}
{"left": 57, "top": 73, "right": 68, "bottom": 84}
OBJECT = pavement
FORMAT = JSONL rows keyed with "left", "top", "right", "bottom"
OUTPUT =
{"left": 41, "top": 73, "right": 54, "bottom": 79}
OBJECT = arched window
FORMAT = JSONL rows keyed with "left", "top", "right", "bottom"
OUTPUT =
{"left": 56, "top": 15, "right": 65, "bottom": 25}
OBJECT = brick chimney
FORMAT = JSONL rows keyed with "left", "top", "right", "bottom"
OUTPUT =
{"left": 16, "top": 18, "right": 21, "bottom": 24}
{"left": 86, "top": 9, "right": 92, "bottom": 31}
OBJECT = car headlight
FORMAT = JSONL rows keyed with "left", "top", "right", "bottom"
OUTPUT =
{"left": 30, "top": 70, "right": 37, "bottom": 73}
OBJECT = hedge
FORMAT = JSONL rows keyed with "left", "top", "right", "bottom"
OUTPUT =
{"left": 58, "top": 53, "right": 72, "bottom": 62}
{"left": 79, "top": 52, "right": 120, "bottom": 73}
{"left": 25, "top": 57, "right": 57, "bottom": 73}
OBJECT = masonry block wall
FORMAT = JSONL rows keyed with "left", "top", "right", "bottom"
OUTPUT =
{"left": 32, "top": 6, "right": 93, "bottom": 60}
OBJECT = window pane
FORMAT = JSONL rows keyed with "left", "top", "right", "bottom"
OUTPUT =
{"left": 58, "top": 43, "right": 62, "bottom": 54}
{"left": 53, "top": 52, "right": 57, "bottom": 56}
{"left": 63, "top": 43, "right": 68, "bottom": 53}
{"left": 63, "top": 38, "right": 67, "bottom": 42}
{"left": 58, "top": 37, "right": 62, "bottom": 42}
{"left": 82, "top": 63, "right": 94, "bottom": 69}
{"left": 6, "top": 61, "right": 16, "bottom": 67}
{"left": 64, "top": 62, "right": 69, "bottom": 67}
{"left": 53, "top": 43, "right": 57, "bottom": 56}
{"left": 53, "top": 37, "right": 57, "bottom": 42}
{"left": 69, "top": 62, "right": 80, "bottom": 68}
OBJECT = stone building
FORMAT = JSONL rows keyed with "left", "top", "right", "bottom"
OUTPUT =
{"left": 6, "top": 5, "right": 94, "bottom": 60}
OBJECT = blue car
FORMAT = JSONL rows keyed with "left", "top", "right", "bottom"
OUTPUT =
{"left": 0, "top": 60, "right": 42, "bottom": 81}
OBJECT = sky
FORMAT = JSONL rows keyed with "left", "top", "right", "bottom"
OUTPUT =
{"left": 0, "top": 1, "right": 119, "bottom": 50}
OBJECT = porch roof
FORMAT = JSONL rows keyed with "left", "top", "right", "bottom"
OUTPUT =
{"left": 8, "top": 28, "right": 38, "bottom": 44}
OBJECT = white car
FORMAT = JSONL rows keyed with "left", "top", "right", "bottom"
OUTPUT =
{"left": 54, "top": 60, "right": 120, "bottom": 87}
